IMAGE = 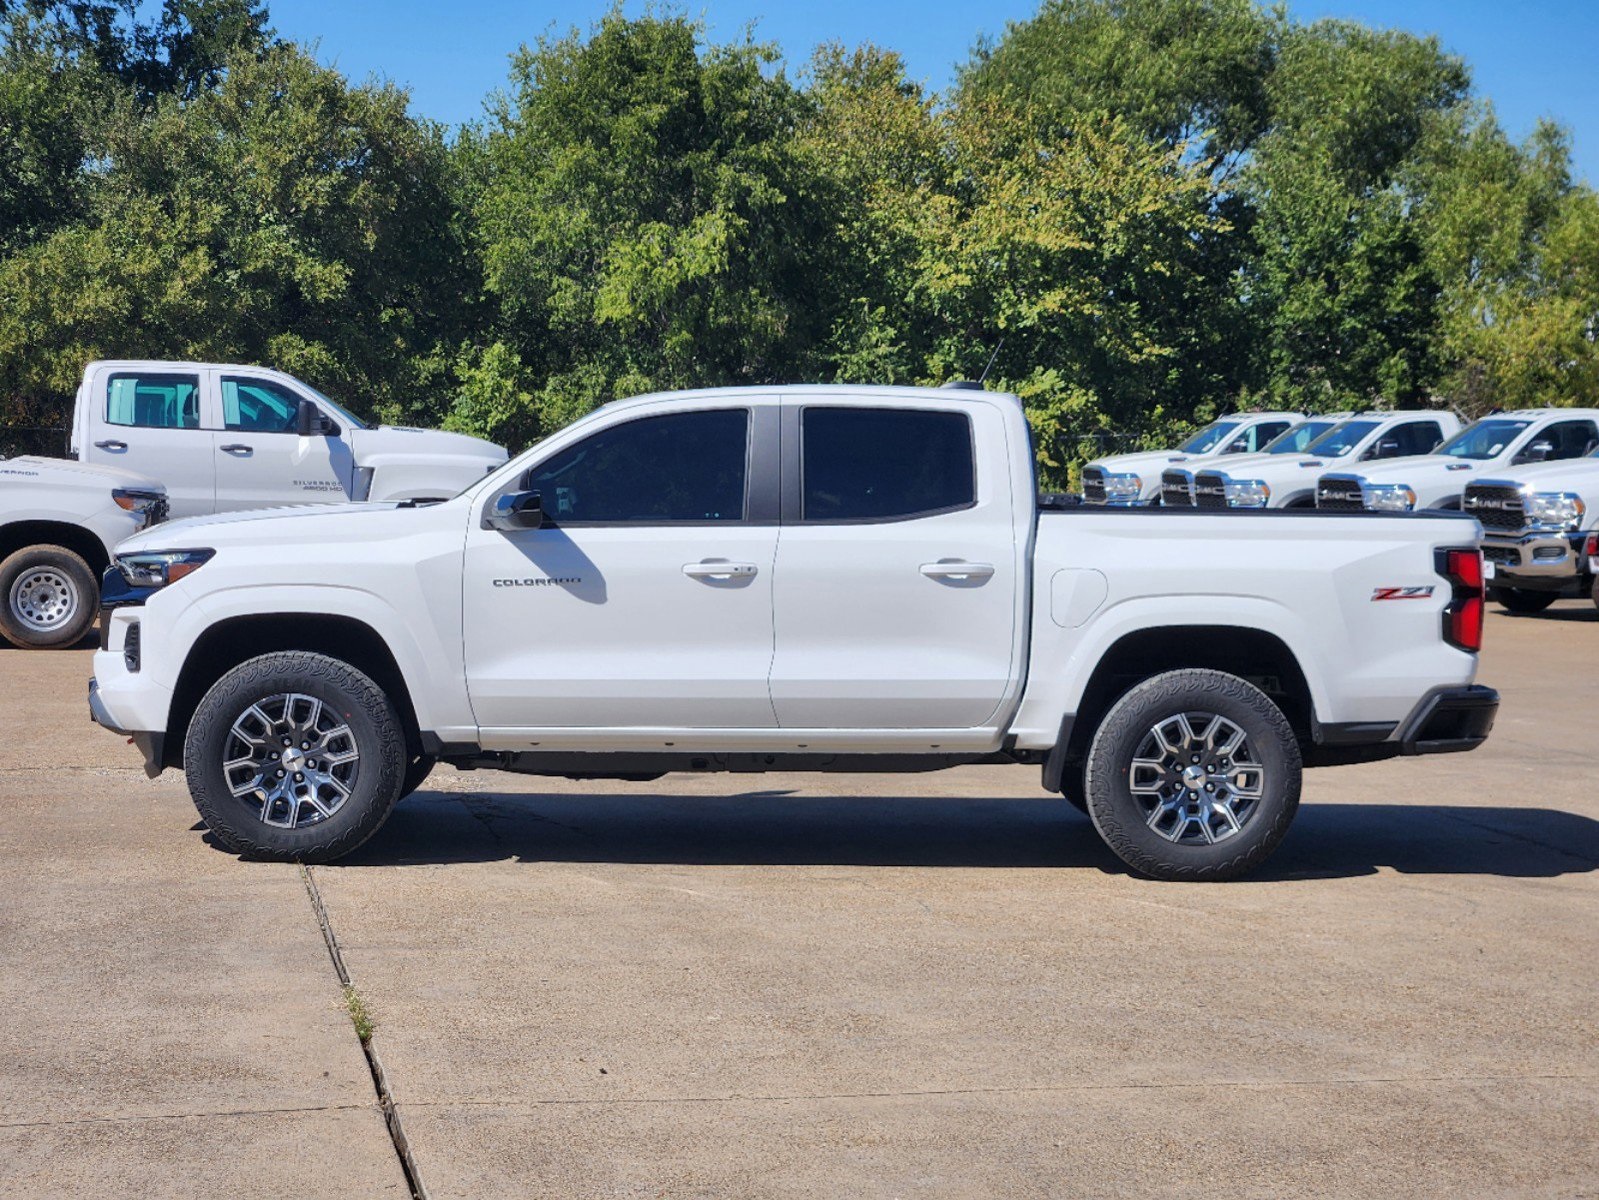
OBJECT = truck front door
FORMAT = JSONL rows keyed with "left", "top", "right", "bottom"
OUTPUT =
{"left": 463, "top": 404, "right": 780, "bottom": 734}
{"left": 768, "top": 398, "right": 1023, "bottom": 731}
{"left": 212, "top": 373, "right": 353, "bottom": 512}
{"left": 86, "top": 368, "right": 216, "bottom": 517}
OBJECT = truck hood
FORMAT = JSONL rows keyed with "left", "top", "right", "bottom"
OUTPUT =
{"left": 347, "top": 425, "right": 508, "bottom": 468}
{"left": 118, "top": 500, "right": 410, "bottom": 552}
{"left": 0, "top": 454, "right": 164, "bottom": 492}
{"left": 1472, "top": 456, "right": 1599, "bottom": 490}
{"left": 1088, "top": 449, "right": 1210, "bottom": 476}
{"left": 1193, "top": 451, "right": 1361, "bottom": 491}
{"left": 1323, "top": 455, "right": 1480, "bottom": 485}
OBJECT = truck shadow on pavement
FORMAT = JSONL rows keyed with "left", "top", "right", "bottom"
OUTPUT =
{"left": 332, "top": 792, "right": 1599, "bottom": 881}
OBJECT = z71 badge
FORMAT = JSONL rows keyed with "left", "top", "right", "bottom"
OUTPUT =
{"left": 1371, "top": 585, "right": 1436, "bottom": 601}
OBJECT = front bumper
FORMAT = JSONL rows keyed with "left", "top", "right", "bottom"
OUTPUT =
{"left": 88, "top": 675, "right": 167, "bottom": 779}
{"left": 1481, "top": 531, "right": 1588, "bottom": 590}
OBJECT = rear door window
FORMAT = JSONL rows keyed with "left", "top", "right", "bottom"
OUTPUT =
{"left": 106, "top": 373, "right": 201, "bottom": 429}
{"left": 801, "top": 407, "right": 974, "bottom": 522}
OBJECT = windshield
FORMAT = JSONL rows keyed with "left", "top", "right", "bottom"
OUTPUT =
{"left": 1177, "top": 421, "right": 1241, "bottom": 454}
{"left": 1438, "top": 419, "right": 1533, "bottom": 461}
{"left": 300, "top": 383, "right": 369, "bottom": 431}
{"left": 1265, "top": 420, "right": 1339, "bottom": 454}
{"left": 1305, "top": 420, "right": 1380, "bottom": 457}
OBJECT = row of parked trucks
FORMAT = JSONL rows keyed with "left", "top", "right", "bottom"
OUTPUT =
{"left": 1083, "top": 407, "right": 1599, "bottom": 613}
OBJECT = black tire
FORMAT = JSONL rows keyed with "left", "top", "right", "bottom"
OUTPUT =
{"left": 1083, "top": 669, "right": 1302, "bottom": 882}
{"left": 184, "top": 652, "right": 407, "bottom": 862}
{"left": 1492, "top": 587, "right": 1557, "bottom": 614}
{"left": 0, "top": 544, "right": 99, "bottom": 649}
{"left": 399, "top": 753, "right": 437, "bottom": 800}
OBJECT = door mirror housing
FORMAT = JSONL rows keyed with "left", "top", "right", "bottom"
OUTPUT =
{"left": 1365, "top": 437, "right": 1402, "bottom": 460}
{"left": 295, "top": 399, "right": 339, "bottom": 437}
{"left": 485, "top": 489, "right": 545, "bottom": 531}
{"left": 1514, "top": 439, "right": 1555, "bottom": 465}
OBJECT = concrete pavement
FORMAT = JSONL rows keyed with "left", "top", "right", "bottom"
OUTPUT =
{"left": 2, "top": 605, "right": 1596, "bottom": 1196}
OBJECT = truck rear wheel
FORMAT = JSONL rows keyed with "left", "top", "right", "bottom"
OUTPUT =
{"left": 1490, "top": 587, "right": 1557, "bottom": 614}
{"left": 184, "top": 652, "right": 407, "bottom": 862}
{"left": 1083, "top": 669, "right": 1302, "bottom": 882}
{"left": 0, "top": 544, "right": 99, "bottom": 649}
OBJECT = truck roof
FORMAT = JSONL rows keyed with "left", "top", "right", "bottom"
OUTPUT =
{"left": 598, "top": 383, "right": 1026, "bottom": 412}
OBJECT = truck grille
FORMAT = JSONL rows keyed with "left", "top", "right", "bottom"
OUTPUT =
{"left": 1160, "top": 470, "right": 1193, "bottom": 506}
{"left": 1482, "top": 544, "right": 1518, "bottom": 566}
{"left": 1316, "top": 476, "right": 1366, "bottom": 511}
{"left": 1193, "top": 473, "right": 1228, "bottom": 509}
{"left": 148, "top": 497, "right": 169, "bottom": 526}
{"left": 1462, "top": 483, "right": 1526, "bottom": 533}
{"left": 1081, "top": 466, "right": 1107, "bottom": 505}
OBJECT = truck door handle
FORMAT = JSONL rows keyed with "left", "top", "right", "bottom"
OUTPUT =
{"left": 220, "top": 443, "right": 253, "bottom": 455}
{"left": 921, "top": 561, "right": 996, "bottom": 581}
{"left": 94, "top": 439, "right": 127, "bottom": 452}
{"left": 683, "top": 561, "right": 758, "bottom": 579}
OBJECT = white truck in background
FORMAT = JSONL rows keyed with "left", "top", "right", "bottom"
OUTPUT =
{"left": 1462, "top": 452, "right": 1599, "bottom": 613}
{"left": 70, "top": 360, "right": 508, "bottom": 518}
{"left": 1316, "top": 409, "right": 1599, "bottom": 514}
{"left": 1080, "top": 411, "right": 1308, "bottom": 505}
{"left": 0, "top": 456, "right": 166, "bottom": 647}
{"left": 89, "top": 384, "right": 1498, "bottom": 882}
{"left": 1166, "top": 410, "right": 1463, "bottom": 509}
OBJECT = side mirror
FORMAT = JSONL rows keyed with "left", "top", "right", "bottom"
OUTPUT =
{"left": 1513, "top": 439, "right": 1555, "bottom": 465}
{"left": 295, "top": 399, "right": 339, "bottom": 437}
{"left": 485, "top": 489, "right": 544, "bottom": 531}
{"left": 1365, "top": 438, "right": 1401, "bottom": 460}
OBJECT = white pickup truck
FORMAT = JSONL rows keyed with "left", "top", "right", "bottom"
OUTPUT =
{"left": 1316, "top": 409, "right": 1599, "bottom": 514}
{"left": 1462, "top": 452, "right": 1599, "bottom": 613}
{"left": 0, "top": 455, "right": 166, "bottom": 647}
{"left": 71, "top": 360, "right": 508, "bottom": 517}
{"left": 1164, "top": 410, "right": 1463, "bottom": 509}
{"left": 1081, "top": 411, "right": 1306, "bottom": 505}
{"left": 88, "top": 384, "right": 1499, "bottom": 881}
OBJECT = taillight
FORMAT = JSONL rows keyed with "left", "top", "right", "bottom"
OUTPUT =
{"left": 1437, "top": 546, "right": 1484, "bottom": 653}
{"left": 1586, "top": 533, "right": 1598, "bottom": 558}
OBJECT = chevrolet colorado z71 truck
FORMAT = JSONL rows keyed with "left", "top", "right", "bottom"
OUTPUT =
{"left": 1462, "top": 452, "right": 1599, "bottom": 613}
{"left": 1081, "top": 411, "right": 1305, "bottom": 505}
{"left": 1168, "top": 410, "right": 1463, "bottom": 509}
{"left": 1316, "top": 409, "right": 1599, "bottom": 514}
{"left": 88, "top": 385, "right": 1499, "bottom": 881}
{"left": 70, "top": 360, "right": 508, "bottom": 517}
{"left": 1, "top": 455, "right": 166, "bottom": 647}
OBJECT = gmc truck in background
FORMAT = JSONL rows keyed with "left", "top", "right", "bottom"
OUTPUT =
{"left": 71, "top": 360, "right": 508, "bottom": 517}
{"left": 1316, "top": 409, "right": 1599, "bottom": 514}
{"left": 89, "top": 384, "right": 1498, "bottom": 881}
{"left": 1463, "top": 452, "right": 1599, "bottom": 613}
{"left": 1166, "top": 410, "right": 1463, "bottom": 509}
{"left": 1080, "top": 411, "right": 1308, "bottom": 506}
{"left": 1, "top": 456, "right": 166, "bottom": 647}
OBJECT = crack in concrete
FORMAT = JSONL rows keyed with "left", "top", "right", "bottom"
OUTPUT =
{"left": 0, "top": 1102, "right": 371, "bottom": 1130}
{"left": 397, "top": 1070, "right": 1599, "bottom": 1109}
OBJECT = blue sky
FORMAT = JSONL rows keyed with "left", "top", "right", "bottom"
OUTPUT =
{"left": 264, "top": 0, "right": 1599, "bottom": 183}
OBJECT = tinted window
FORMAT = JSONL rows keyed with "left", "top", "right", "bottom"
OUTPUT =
{"left": 223, "top": 377, "right": 302, "bottom": 433}
{"left": 527, "top": 409, "right": 748, "bottom": 523}
{"left": 1440, "top": 419, "right": 1532, "bottom": 460}
{"left": 1537, "top": 419, "right": 1599, "bottom": 461}
{"left": 1307, "top": 420, "right": 1380, "bottom": 457}
{"left": 106, "top": 373, "right": 200, "bottom": 430}
{"left": 1227, "top": 420, "right": 1292, "bottom": 453}
{"left": 803, "top": 407, "right": 974, "bottom": 521}
{"left": 1177, "top": 421, "right": 1240, "bottom": 454}
{"left": 1375, "top": 421, "right": 1443, "bottom": 458}
{"left": 1266, "top": 420, "right": 1338, "bottom": 453}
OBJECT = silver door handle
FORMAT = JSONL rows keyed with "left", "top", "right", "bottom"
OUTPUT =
{"left": 683, "top": 561, "right": 758, "bottom": 579}
{"left": 220, "top": 443, "right": 253, "bottom": 455}
{"left": 920, "top": 561, "right": 995, "bottom": 580}
{"left": 94, "top": 439, "right": 127, "bottom": 452}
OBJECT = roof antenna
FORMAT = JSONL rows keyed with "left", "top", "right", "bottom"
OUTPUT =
{"left": 977, "top": 337, "right": 1004, "bottom": 386}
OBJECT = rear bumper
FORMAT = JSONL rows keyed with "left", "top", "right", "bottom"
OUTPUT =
{"left": 88, "top": 676, "right": 166, "bottom": 779}
{"left": 1395, "top": 684, "right": 1499, "bottom": 755}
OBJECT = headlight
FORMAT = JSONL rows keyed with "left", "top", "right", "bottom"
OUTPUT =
{"left": 1102, "top": 472, "right": 1143, "bottom": 501}
{"left": 115, "top": 549, "right": 215, "bottom": 588}
{"left": 112, "top": 488, "right": 167, "bottom": 527}
{"left": 1224, "top": 479, "right": 1270, "bottom": 508}
{"left": 1524, "top": 491, "right": 1586, "bottom": 531}
{"left": 1363, "top": 483, "right": 1416, "bottom": 512}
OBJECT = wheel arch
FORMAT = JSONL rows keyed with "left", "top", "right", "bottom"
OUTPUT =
{"left": 0, "top": 520, "right": 111, "bottom": 577}
{"left": 163, "top": 614, "right": 422, "bottom": 771}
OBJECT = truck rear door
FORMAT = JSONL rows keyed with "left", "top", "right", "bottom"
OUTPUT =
{"left": 84, "top": 367, "right": 216, "bottom": 517}
{"left": 768, "top": 396, "right": 1023, "bottom": 731}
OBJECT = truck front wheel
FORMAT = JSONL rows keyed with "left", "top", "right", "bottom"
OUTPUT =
{"left": 1083, "top": 669, "right": 1302, "bottom": 882}
{"left": 184, "top": 652, "right": 408, "bottom": 862}
{"left": 0, "top": 545, "right": 99, "bottom": 649}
